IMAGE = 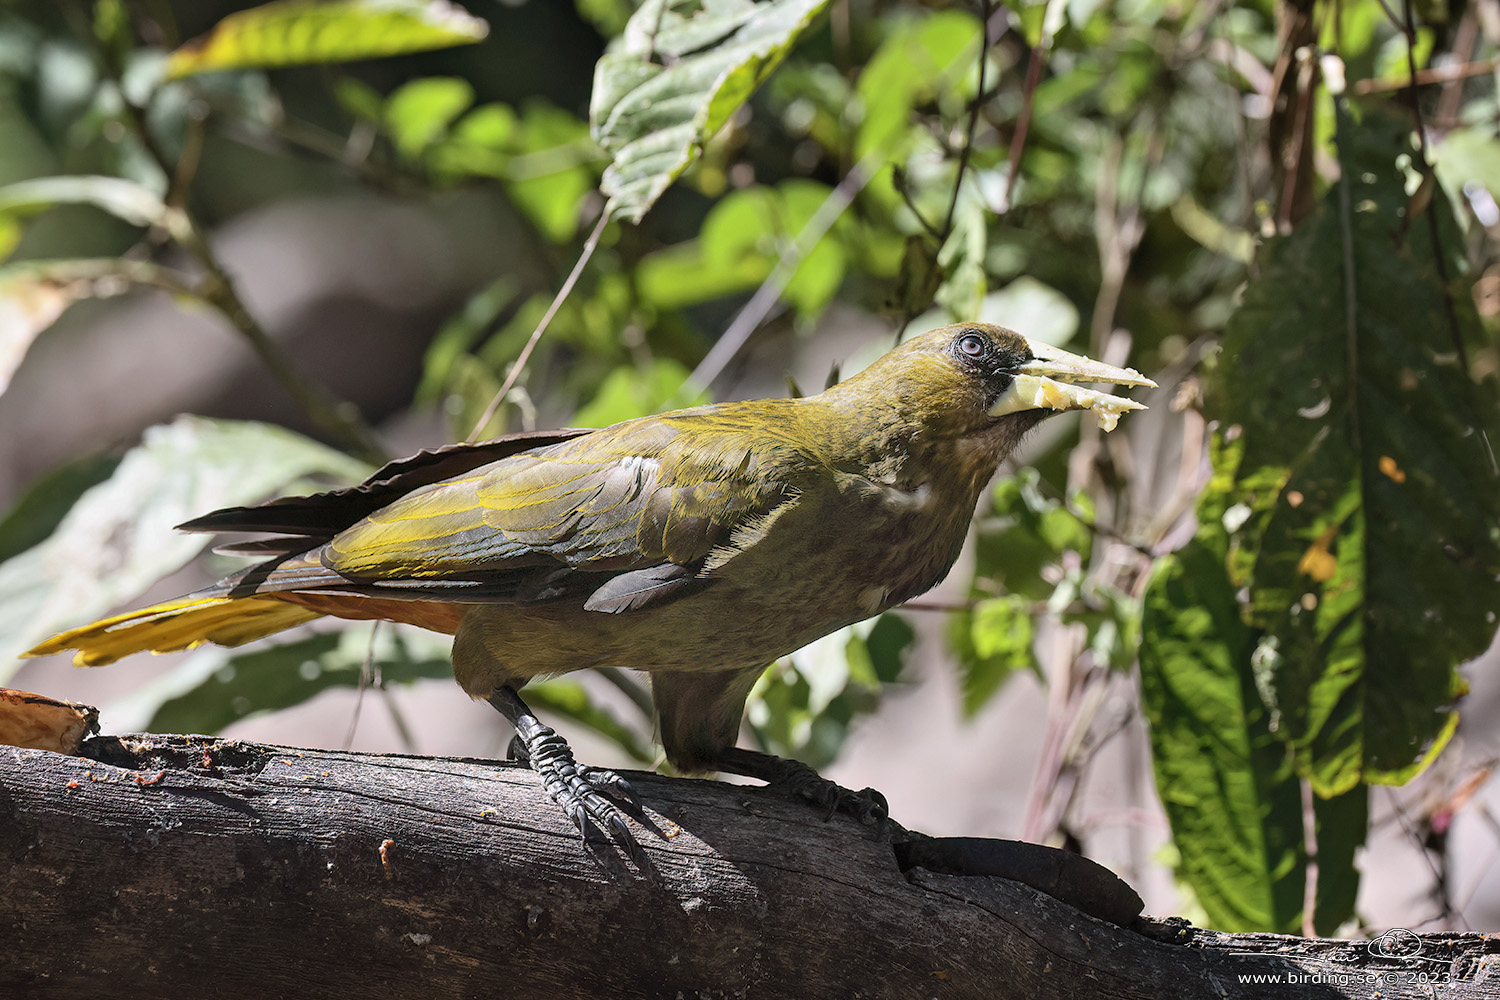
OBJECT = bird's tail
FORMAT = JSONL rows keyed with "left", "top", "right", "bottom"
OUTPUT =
{"left": 25, "top": 595, "right": 323, "bottom": 667}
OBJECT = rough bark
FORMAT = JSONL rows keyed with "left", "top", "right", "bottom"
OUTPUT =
{"left": 2, "top": 734, "right": 1497, "bottom": 999}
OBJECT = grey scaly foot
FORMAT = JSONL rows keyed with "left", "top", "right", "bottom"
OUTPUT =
{"left": 713, "top": 746, "right": 889, "bottom": 831}
{"left": 488, "top": 686, "right": 645, "bottom": 867}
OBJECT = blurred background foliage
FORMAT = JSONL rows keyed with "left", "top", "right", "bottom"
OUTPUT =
{"left": 2, "top": 0, "right": 1500, "bottom": 938}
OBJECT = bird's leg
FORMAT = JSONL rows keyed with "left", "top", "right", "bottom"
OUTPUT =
{"left": 653, "top": 668, "right": 891, "bottom": 832}
{"left": 486, "top": 685, "right": 644, "bottom": 862}
{"left": 712, "top": 746, "right": 889, "bottom": 831}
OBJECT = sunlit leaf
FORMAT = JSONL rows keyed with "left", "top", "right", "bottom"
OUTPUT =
{"left": 952, "top": 594, "right": 1033, "bottom": 716}
{"left": 384, "top": 76, "right": 474, "bottom": 159}
{"left": 635, "top": 179, "right": 844, "bottom": 316}
{"left": 591, "top": 0, "right": 832, "bottom": 223}
{"left": 165, "top": 0, "right": 488, "bottom": 79}
{"left": 854, "top": 10, "right": 980, "bottom": 160}
{"left": 974, "top": 277, "right": 1080, "bottom": 346}
{"left": 571, "top": 358, "right": 705, "bottom": 427}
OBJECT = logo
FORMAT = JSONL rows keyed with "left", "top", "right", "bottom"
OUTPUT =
{"left": 1368, "top": 927, "right": 1424, "bottom": 961}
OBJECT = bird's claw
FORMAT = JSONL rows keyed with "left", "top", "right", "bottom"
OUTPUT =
{"left": 806, "top": 781, "right": 888, "bottom": 831}
{"left": 718, "top": 748, "right": 890, "bottom": 834}
{"left": 510, "top": 722, "right": 646, "bottom": 866}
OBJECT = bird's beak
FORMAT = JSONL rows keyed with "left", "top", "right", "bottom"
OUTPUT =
{"left": 989, "top": 343, "right": 1158, "bottom": 431}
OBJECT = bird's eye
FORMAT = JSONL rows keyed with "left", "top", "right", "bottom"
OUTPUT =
{"left": 957, "top": 333, "right": 987, "bottom": 357}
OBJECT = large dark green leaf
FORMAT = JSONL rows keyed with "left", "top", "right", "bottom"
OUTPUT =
{"left": 590, "top": 0, "right": 832, "bottom": 223}
{"left": 1217, "top": 111, "right": 1499, "bottom": 794}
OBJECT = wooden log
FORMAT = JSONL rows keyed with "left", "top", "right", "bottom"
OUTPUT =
{"left": 2, "top": 734, "right": 1496, "bottom": 999}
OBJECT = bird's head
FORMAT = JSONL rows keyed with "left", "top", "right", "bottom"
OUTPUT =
{"left": 823, "top": 322, "right": 1156, "bottom": 473}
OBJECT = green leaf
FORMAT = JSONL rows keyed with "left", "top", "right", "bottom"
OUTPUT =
{"left": 1218, "top": 111, "right": 1499, "bottom": 793}
{"left": 636, "top": 179, "right": 844, "bottom": 316}
{"left": 853, "top": 10, "right": 980, "bottom": 161}
{"left": 0, "top": 175, "right": 168, "bottom": 228}
{"left": 591, "top": 0, "right": 832, "bottom": 223}
{"left": 145, "top": 626, "right": 451, "bottom": 734}
{"left": 952, "top": 595, "right": 1034, "bottom": 716}
{"left": 0, "top": 417, "right": 369, "bottom": 675}
{"left": 1139, "top": 537, "right": 1312, "bottom": 933}
{"left": 747, "top": 615, "right": 912, "bottom": 768}
{"left": 0, "top": 452, "right": 120, "bottom": 566}
{"left": 934, "top": 181, "right": 988, "bottom": 321}
{"left": 384, "top": 76, "right": 474, "bottom": 160}
{"left": 504, "top": 102, "right": 597, "bottom": 243}
{"left": 1311, "top": 786, "right": 1366, "bottom": 936}
{"left": 165, "top": 0, "right": 488, "bottom": 79}
{"left": 415, "top": 275, "right": 520, "bottom": 407}
{"left": 976, "top": 276, "right": 1080, "bottom": 346}
{"left": 571, "top": 358, "right": 705, "bottom": 428}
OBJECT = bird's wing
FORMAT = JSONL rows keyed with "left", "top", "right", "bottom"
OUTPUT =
{"left": 178, "top": 428, "right": 594, "bottom": 541}
{"left": 317, "top": 414, "right": 800, "bottom": 609}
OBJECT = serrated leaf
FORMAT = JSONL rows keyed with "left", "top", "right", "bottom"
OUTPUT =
{"left": 0, "top": 417, "right": 369, "bottom": 676}
{"left": 591, "top": 0, "right": 832, "bottom": 223}
{"left": 165, "top": 0, "right": 488, "bottom": 79}
{"left": 1139, "top": 538, "right": 1313, "bottom": 933}
{"left": 1219, "top": 112, "right": 1500, "bottom": 793}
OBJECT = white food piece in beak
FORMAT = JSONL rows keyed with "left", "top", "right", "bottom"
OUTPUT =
{"left": 988, "top": 343, "right": 1158, "bottom": 431}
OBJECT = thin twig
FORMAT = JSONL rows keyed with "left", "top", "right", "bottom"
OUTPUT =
{"left": 941, "top": 0, "right": 993, "bottom": 235}
{"left": 1355, "top": 55, "right": 1500, "bottom": 95}
{"left": 343, "top": 622, "right": 383, "bottom": 750}
{"left": 1002, "top": 2, "right": 1052, "bottom": 213}
{"left": 467, "top": 210, "right": 610, "bottom": 441}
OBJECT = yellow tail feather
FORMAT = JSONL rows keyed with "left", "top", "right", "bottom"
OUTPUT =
{"left": 25, "top": 596, "right": 324, "bottom": 667}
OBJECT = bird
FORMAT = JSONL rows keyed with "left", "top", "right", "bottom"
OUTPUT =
{"left": 27, "top": 322, "right": 1154, "bottom": 855}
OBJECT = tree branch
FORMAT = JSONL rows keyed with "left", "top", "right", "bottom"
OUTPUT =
{"left": 2, "top": 733, "right": 1496, "bottom": 998}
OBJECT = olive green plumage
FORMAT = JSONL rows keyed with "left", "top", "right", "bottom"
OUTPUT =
{"left": 29, "top": 323, "right": 1152, "bottom": 779}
